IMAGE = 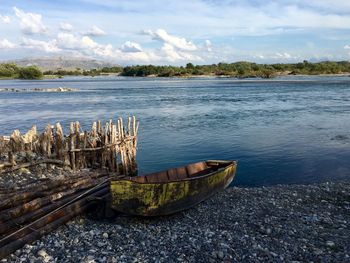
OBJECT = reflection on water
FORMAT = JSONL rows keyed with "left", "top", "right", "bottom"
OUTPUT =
{"left": 0, "top": 76, "right": 349, "bottom": 186}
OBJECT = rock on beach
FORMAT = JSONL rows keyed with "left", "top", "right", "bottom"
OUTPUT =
{"left": 2, "top": 181, "right": 350, "bottom": 263}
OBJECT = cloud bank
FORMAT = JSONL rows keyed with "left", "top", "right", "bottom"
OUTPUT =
{"left": 1, "top": 1, "right": 349, "bottom": 64}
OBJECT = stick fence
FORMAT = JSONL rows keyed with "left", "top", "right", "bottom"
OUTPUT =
{"left": 0, "top": 116, "right": 139, "bottom": 175}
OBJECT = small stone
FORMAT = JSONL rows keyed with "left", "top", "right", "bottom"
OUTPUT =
{"left": 314, "top": 248, "right": 323, "bottom": 255}
{"left": 103, "top": 232, "right": 109, "bottom": 239}
{"left": 18, "top": 168, "right": 31, "bottom": 175}
{"left": 270, "top": 252, "right": 278, "bottom": 257}
{"left": 266, "top": 228, "right": 272, "bottom": 234}
{"left": 37, "top": 249, "right": 52, "bottom": 263}
{"left": 217, "top": 251, "right": 224, "bottom": 259}
{"left": 83, "top": 255, "right": 96, "bottom": 263}
{"left": 97, "top": 242, "right": 105, "bottom": 248}
{"left": 326, "top": 241, "right": 335, "bottom": 247}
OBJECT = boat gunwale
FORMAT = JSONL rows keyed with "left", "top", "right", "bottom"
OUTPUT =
{"left": 110, "top": 160, "right": 237, "bottom": 185}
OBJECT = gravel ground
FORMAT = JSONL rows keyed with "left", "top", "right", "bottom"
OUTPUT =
{"left": 2, "top": 181, "right": 350, "bottom": 263}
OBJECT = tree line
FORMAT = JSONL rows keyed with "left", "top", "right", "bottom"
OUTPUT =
{"left": 0, "top": 63, "right": 43, "bottom": 79}
{"left": 1, "top": 61, "right": 350, "bottom": 79}
{"left": 121, "top": 61, "right": 350, "bottom": 78}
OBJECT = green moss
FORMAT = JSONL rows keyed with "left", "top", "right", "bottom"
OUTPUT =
{"left": 110, "top": 164, "right": 236, "bottom": 215}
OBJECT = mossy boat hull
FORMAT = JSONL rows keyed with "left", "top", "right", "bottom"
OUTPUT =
{"left": 110, "top": 160, "right": 237, "bottom": 216}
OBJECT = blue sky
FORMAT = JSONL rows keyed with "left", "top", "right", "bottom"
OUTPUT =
{"left": 0, "top": 0, "right": 350, "bottom": 65}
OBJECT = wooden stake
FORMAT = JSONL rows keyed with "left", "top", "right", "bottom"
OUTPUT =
{"left": 55, "top": 123, "right": 63, "bottom": 160}
{"left": 69, "top": 122, "right": 75, "bottom": 171}
{"left": 0, "top": 116, "right": 139, "bottom": 175}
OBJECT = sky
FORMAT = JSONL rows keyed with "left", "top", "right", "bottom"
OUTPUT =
{"left": 0, "top": 0, "right": 350, "bottom": 65}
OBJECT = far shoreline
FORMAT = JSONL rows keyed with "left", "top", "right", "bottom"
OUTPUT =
{"left": 1, "top": 72, "right": 349, "bottom": 81}
{"left": 2, "top": 60, "right": 350, "bottom": 80}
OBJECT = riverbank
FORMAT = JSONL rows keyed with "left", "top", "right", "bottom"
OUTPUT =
{"left": 1, "top": 72, "right": 349, "bottom": 81}
{"left": 0, "top": 72, "right": 350, "bottom": 81}
{"left": 3, "top": 181, "right": 349, "bottom": 263}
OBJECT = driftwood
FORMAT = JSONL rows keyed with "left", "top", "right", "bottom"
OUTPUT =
{"left": 0, "top": 172, "right": 109, "bottom": 210}
{"left": 0, "top": 177, "right": 108, "bottom": 223}
{"left": 0, "top": 181, "right": 108, "bottom": 245}
{"left": 0, "top": 190, "right": 82, "bottom": 235}
{"left": 0, "top": 117, "right": 139, "bottom": 176}
{"left": 0, "top": 116, "right": 140, "bottom": 258}
{"left": 0, "top": 182, "right": 109, "bottom": 258}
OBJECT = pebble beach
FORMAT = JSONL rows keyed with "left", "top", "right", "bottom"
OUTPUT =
{"left": 2, "top": 181, "right": 349, "bottom": 263}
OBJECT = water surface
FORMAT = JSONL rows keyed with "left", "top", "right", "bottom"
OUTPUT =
{"left": 0, "top": 76, "right": 349, "bottom": 186}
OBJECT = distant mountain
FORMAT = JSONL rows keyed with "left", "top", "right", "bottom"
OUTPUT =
{"left": 4, "top": 56, "right": 116, "bottom": 70}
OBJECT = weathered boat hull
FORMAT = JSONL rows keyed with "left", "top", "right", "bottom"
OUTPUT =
{"left": 110, "top": 160, "right": 237, "bottom": 216}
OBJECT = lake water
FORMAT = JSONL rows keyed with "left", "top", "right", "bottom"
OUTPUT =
{"left": 0, "top": 76, "right": 349, "bottom": 186}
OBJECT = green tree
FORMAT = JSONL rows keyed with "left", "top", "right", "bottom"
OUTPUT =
{"left": 0, "top": 63, "right": 19, "bottom": 77}
{"left": 186, "top": 63, "right": 194, "bottom": 69}
{"left": 18, "top": 66, "right": 43, "bottom": 79}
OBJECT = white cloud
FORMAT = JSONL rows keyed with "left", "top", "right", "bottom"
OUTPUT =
{"left": 56, "top": 32, "right": 115, "bottom": 57}
{"left": 55, "top": 31, "right": 193, "bottom": 63}
{"left": 13, "top": 7, "right": 47, "bottom": 34}
{"left": 59, "top": 22, "right": 73, "bottom": 32}
{"left": 56, "top": 33, "right": 99, "bottom": 50}
{"left": 81, "top": 36, "right": 98, "bottom": 49}
{"left": 275, "top": 52, "right": 292, "bottom": 59}
{"left": 22, "top": 38, "right": 60, "bottom": 53}
{"left": 144, "top": 29, "right": 197, "bottom": 51}
{"left": 84, "top": 25, "right": 106, "bottom": 36}
{"left": 139, "top": 29, "right": 201, "bottom": 62}
{"left": 160, "top": 43, "right": 183, "bottom": 62}
{"left": 58, "top": 28, "right": 198, "bottom": 63}
{"left": 160, "top": 43, "right": 202, "bottom": 62}
{"left": 0, "top": 39, "right": 16, "bottom": 49}
{"left": 344, "top": 45, "right": 350, "bottom": 50}
{"left": 252, "top": 51, "right": 299, "bottom": 61}
{"left": 56, "top": 33, "right": 80, "bottom": 49}
{"left": 0, "top": 15, "right": 11, "bottom": 24}
{"left": 205, "top": 40, "right": 212, "bottom": 52}
{"left": 120, "top": 41, "right": 143, "bottom": 52}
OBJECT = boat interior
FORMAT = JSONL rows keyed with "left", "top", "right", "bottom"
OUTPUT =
{"left": 129, "top": 160, "right": 233, "bottom": 183}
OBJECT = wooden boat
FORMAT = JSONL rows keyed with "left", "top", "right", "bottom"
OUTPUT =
{"left": 110, "top": 160, "right": 237, "bottom": 216}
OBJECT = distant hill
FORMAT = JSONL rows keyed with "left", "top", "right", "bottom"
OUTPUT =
{"left": 4, "top": 56, "right": 116, "bottom": 71}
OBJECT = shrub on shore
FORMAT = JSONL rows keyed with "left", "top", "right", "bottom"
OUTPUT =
{"left": 0, "top": 63, "right": 43, "bottom": 79}
{"left": 18, "top": 66, "right": 43, "bottom": 79}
